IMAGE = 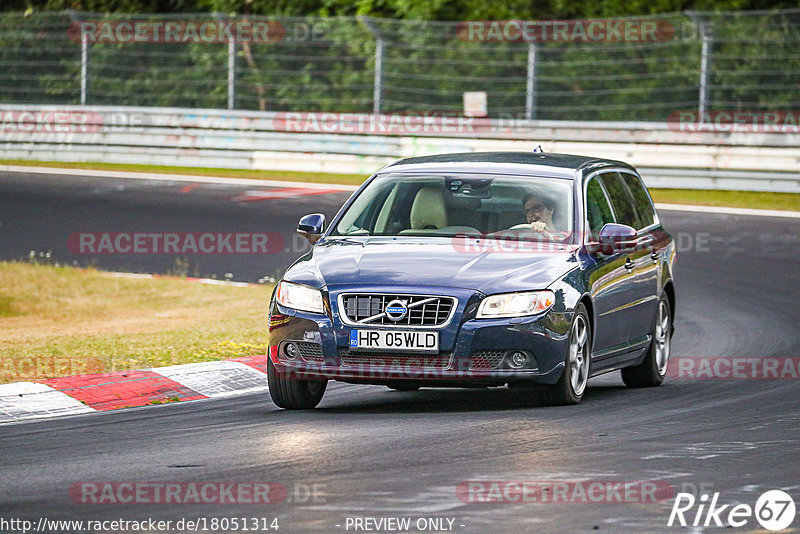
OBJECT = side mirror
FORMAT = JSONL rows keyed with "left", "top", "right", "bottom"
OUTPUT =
{"left": 595, "top": 223, "right": 637, "bottom": 254}
{"left": 297, "top": 213, "right": 326, "bottom": 245}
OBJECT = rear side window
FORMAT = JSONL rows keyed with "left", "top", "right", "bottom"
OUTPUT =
{"left": 600, "top": 172, "right": 640, "bottom": 229}
{"left": 621, "top": 172, "right": 657, "bottom": 229}
{"left": 585, "top": 177, "right": 615, "bottom": 236}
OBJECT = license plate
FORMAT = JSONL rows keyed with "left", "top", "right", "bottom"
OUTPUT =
{"left": 350, "top": 330, "right": 439, "bottom": 352}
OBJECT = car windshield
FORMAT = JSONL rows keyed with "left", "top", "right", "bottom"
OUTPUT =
{"left": 333, "top": 173, "right": 574, "bottom": 241}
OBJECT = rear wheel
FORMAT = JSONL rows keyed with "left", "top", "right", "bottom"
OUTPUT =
{"left": 544, "top": 303, "right": 591, "bottom": 405}
{"left": 267, "top": 357, "right": 327, "bottom": 409}
{"left": 621, "top": 296, "right": 671, "bottom": 388}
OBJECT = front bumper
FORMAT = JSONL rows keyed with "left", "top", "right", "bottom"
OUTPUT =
{"left": 268, "top": 295, "right": 572, "bottom": 387}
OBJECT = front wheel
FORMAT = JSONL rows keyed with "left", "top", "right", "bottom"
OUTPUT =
{"left": 267, "top": 357, "right": 327, "bottom": 409}
{"left": 621, "top": 295, "right": 672, "bottom": 388}
{"left": 543, "top": 303, "right": 591, "bottom": 405}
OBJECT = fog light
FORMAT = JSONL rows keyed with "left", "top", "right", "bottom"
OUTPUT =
{"left": 284, "top": 342, "right": 298, "bottom": 359}
{"left": 508, "top": 351, "right": 528, "bottom": 369}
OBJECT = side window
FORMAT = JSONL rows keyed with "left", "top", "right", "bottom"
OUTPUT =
{"left": 585, "top": 177, "right": 615, "bottom": 236}
{"left": 600, "top": 172, "right": 640, "bottom": 229}
{"left": 621, "top": 172, "right": 657, "bottom": 229}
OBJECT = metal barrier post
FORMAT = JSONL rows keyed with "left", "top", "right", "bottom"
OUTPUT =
{"left": 80, "top": 31, "right": 88, "bottom": 105}
{"left": 687, "top": 11, "right": 713, "bottom": 120}
{"left": 526, "top": 43, "right": 537, "bottom": 121}
{"left": 361, "top": 17, "right": 384, "bottom": 115}
{"left": 228, "top": 39, "right": 235, "bottom": 110}
{"left": 698, "top": 28, "right": 712, "bottom": 119}
{"left": 373, "top": 38, "right": 383, "bottom": 114}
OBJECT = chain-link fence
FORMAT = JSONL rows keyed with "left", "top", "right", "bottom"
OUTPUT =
{"left": 1, "top": 10, "right": 798, "bottom": 121}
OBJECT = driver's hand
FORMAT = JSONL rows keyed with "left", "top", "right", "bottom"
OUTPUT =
{"left": 530, "top": 221, "right": 548, "bottom": 233}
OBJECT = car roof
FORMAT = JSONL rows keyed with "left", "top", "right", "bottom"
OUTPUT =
{"left": 381, "top": 151, "right": 634, "bottom": 179}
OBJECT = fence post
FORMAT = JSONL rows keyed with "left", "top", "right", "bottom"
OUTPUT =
{"left": 81, "top": 32, "right": 88, "bottom": 105}
{"left": 228, "top": 39, "right": 235, "bottom": 110}
{"left": 526, "top": 43, "right": 538, "bottom": 120}
{"left": 68, "top": 10, "right": 88, "bottom": 105}
{"left": 360, "top": 17, "right": 384, "bottom": 115}
{"left": 698, "top": 26, "right": 712, "bottom": 119}
{"left": 687, "top": 12, "right": 712, "bottom": 121}
{"left": 373, "top": 38, "right": 383, "bottom": 114}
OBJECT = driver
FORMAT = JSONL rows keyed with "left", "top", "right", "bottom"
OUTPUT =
{"left": 520, "top": 192, "right": 570, "bottom": 240}
{"left": 523, "top": 193, "right": 557, "bottom": 233}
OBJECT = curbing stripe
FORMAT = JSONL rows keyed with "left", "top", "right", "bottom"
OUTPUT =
{"left": 235, "top": 354, "right": 268, "bottom": 374}
{"left": 0, "top": 357, "right": 268, "bottom": 425}
{"left": 0, "top": 164, "right": 359, "bottom": 191}
{"left": 41, "top": 370, "right": 208, "bottom": 411}
{"left": 232, "top": 187, "right": 347, "bottom": 202}
{"left": 0, "top": 382, "right": 96, "bottom": 424}
{"left": 152, "top": 361, "right": 267, "bottom": 398}
{"left": 108, "top": 272, "right": 257, "bottom": 287}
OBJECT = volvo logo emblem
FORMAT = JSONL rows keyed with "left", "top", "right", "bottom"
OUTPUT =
{"left": 385, "top": 299, "right": 408, "bottom": 321}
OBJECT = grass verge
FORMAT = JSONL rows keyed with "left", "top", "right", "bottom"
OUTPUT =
{"left": 0, "top": 262, "right": 272, "bottom": 384}
{"left": 2, "top": 159, "right": 798, "bottom": 211}
{"left": 648, "top": 188, "right": 800, "bottom": 212}
{"left": 0, "top": 158, "right": 367, "bottom": 186}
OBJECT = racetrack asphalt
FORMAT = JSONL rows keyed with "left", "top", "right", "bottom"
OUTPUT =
{"left": 1, "top": 170, "right": 799, "bottom": 533}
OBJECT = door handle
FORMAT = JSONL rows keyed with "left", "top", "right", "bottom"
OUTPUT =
{"left": 625, "top": 258, "right": 635, "bottom": 273}
{"left": 650, "top": 251, "right": 659, "bottom": 263}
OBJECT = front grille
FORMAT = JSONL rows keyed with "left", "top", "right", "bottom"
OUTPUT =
{"left": 469, "top": 350, "right": 507, "bottom": 370}
{"left": 339, "top": 349, "right": 452, "bottom": 370}
{"left": 339, "top": 294, "right": 455, "bottom": 327}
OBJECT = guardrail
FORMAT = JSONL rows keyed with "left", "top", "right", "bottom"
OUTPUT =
{"left": 1, "top": 105, "right": 798, "bottom": 192}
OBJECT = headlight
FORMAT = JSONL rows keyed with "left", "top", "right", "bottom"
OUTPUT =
{"left": 477, "top": 290, "right": 555, "bottom": 318}
{"left": 275, "top": 281, "right": 325, "bottom": 314}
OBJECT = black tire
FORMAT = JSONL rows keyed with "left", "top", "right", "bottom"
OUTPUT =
{"left": 267, "top": 357, "right": 327, "bottom": 409}
{"left": 543, "top": 303, "right": 591, "bottom": 406}
{"left": 386, "top": 382, "right": 420, "bottom": 391}
{"left": 621, "top": 295, "right": 672, "bottom": 388}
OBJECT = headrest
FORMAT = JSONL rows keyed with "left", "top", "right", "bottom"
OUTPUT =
{"left": 410, "top": 186, "right": 448, "bottom": 229}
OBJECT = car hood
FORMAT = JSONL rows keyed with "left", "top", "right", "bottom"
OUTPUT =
{"left": 284, "top": 236, "right": 578, "bottom": 294}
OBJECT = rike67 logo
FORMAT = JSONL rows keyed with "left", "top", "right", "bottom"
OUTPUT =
{"left": 668, "top": 490, "right": 796, "bottom": 530}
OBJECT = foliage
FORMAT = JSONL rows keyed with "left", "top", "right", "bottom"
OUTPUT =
{"left": 0, "top": 9, "right": 798, "bottom": 120}
{"left": 9, "top": 0, "right": 800, "bottom": 18}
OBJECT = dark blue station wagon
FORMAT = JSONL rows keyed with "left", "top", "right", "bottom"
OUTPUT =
{"left": 267, "top": 152, "right": 676, "bottom": 408}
